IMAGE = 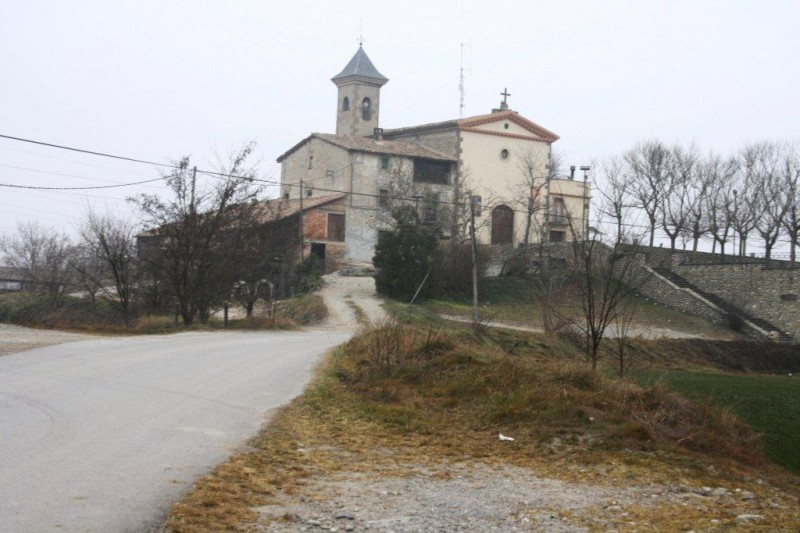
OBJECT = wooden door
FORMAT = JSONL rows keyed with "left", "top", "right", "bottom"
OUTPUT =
{"left": 491, "top": 205, "right": 514, "bottom": 244}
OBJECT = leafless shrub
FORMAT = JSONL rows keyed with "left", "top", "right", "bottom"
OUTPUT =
{"left": 352, "top": 319, "right": 445, "bottom": 378}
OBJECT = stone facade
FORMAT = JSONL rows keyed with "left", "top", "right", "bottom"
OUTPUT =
{"left": 278, "top": 47, "right": 592, "bottom": 267}
{"left": 675, "top": 263, "right": 800, "bottom": 339}
{"left": 636, "top": 267, "right": 731, "bottom": 328}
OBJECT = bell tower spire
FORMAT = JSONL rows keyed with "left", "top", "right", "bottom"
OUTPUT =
{"left": 332, "top": 47, "right": 388, "bottom": 137}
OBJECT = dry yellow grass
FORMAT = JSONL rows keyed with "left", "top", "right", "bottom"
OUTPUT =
{"left": 165, "top": 325, "right": 800, "bottom": 532}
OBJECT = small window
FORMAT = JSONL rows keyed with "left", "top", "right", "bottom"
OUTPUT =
{"left": 504, "top": 123, "right": 509, "bottom": 129}
{"left": 308, "top": 155, "right": 313, "bottom": 169}
{"left": 306, "top": 188, "right": 313, "bottom": 197}
{"left": 381, "top": 157, "right": 389, "bottom": 170}
{"left": 342, "top": 96, "right": 350, "bottom": 111}
{"left": 500, "top": 149, "right": 509, "bottom": 160}
{"left": 423, "top": 193, "right": 439, "bottom": 223}
{"left": 283, "top": 190, "right": 290, "bottom": 200}
{"left": 362, "top": 97, "right": 372, "bottom": 121}
{"left": 328, "top": 213, "right": 345, "bottom": 242}
{"left": 549, "top": 230, "right": 565, "bottom": 242}
{"left": 470, "top": 195, "right": 482, "bottom": 216}
{"left": 326, "top": 169, "right": 335, "bottom": 179}
{"left": 379, "top": 189, "right": 389, "bottom": 208}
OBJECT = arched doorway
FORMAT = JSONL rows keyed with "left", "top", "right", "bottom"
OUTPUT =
{"left": 491, "top": 205, "right": 514, "bottom": 244}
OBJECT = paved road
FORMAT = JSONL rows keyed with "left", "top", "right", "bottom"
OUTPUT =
{"left": 0, "top": 330, "right": 350, "bottom": 532}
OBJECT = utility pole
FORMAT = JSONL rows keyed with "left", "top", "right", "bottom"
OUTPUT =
{"left": 469, "top": 193, "right": 480, "bottom": 326}
{"left": 299, "top": 179, "right": 305, "bottom": 260}
{"left": 580, "top": 166, "right": 591, "bottom": 240}
{"left": 190, "top": 166, "right": 197, "bottom": 217}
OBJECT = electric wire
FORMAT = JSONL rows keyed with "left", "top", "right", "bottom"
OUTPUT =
{"left": 0, "top": 134, "right": 177, "bottom": 169}
{"left": 0, "top": 132, "right": 656, "bottom": 230}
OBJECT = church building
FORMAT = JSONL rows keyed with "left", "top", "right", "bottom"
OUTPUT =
{"left": 277, "top": 46, "right": 590, "bottom": 271}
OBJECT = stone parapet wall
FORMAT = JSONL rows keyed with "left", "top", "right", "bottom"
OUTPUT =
{"left": 675, "top": 264, "right": 800, "bottom": 338}
{"left": 618, "top": 244, "right": 790, "bottom": 268}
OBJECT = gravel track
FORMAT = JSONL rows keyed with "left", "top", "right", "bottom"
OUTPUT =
{"left": 0, "top": 323, "right": 97, "bottom": 357}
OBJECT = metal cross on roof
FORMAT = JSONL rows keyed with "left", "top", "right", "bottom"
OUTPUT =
{"left": 501, "top": 88, "right": 511, "bottom": 105}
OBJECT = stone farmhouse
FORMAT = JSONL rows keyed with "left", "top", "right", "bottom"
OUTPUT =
{"left": 277, "top": 46, "right": 591, "bottom": 271}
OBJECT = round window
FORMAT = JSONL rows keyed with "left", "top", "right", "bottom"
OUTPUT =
{"left": 504, "top": 123, "right": 509, "bottom": 129}
{"left": 500, "top": 149, "right": 509, "bottom": 160}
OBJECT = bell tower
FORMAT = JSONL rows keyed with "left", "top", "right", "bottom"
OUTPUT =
{"left": 332, "top": 46, "right": 388, "bottom": 137}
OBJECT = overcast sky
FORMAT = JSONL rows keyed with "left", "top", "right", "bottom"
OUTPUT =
{"left": 1, "top": 0, "right": 798, "bottom": 249}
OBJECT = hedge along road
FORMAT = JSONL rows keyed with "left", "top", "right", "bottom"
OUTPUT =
{"left": 0, "top": 329, "right": 350, "bottom": 532}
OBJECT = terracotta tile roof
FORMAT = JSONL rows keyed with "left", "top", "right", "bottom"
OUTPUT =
{"left": 137, "top": 194, "right": 347, "bottom": 237}
{"left": 254, "top": 193, "right": 347, "bottom": 223}
{"left": 277, "top": 133, "right": 457, "bottom": 163}
{"left": 382, "top": 109, "right": 559, "bottom": 143}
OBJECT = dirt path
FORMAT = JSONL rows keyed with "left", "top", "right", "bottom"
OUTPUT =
{"left": 315, "top": 272, "right": 389, "bottom": 332}
{"left": 440, "top": 314, "right": 717, "bottom": 340}
{"left": 0, "top": 323, "right": 97, "bottom": 357}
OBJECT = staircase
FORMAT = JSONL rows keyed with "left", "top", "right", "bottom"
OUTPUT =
{"left": 654, "top": 268, "right": 795, "bottom": 343}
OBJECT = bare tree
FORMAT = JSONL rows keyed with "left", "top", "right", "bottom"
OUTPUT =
{"left": 596, "top": 156, "right": 635, "bottom": 246}
{"left": 780, "top": 144, "right": 800, "bottom": 265}
{"left": 131, "top": 143, "right": 264, "bottom": 325}
{"left": 704, "top": 156, "right": 736, "bottom": 257}
{"left": 659, "top": 144, "right": 699, "bottom": 250}
{"left": 683, "top": 152, "right": 717, "bottom": 253}
{"left": 625, "top": 140, "right": 673, "bottom": 247}
{"left": 70, "top": 245, "right": 106, "bottom": 309}
{"left": 80, "top": 211, "right": 140, "bottom": 328}
{"left": 731, "top": 148, "right": 763, "bottom": 256}
{"left": 748, "top": 142, "right": 790, "bottom": 260}
{"left": 569, "top": 234, "right": 645, "bottom": 369}
{"left": 2, "top": 222, "right": 75, "bottom": 306}
{"left": 512, "top": 149, "right": 561, "bottom": 245}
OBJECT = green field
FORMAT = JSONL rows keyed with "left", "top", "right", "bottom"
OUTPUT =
{"left": 636, "top": 370, "right": 800, "bottom": 474}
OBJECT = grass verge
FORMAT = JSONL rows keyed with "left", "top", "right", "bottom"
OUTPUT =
{"left": 635, "top": 370, "right": 800, "bottom": 475}
{"left": 166, "top": 323, "right": 800, "bottom": 531}
{"left": 0, "top": 292, "right": 328, "bottom": 333}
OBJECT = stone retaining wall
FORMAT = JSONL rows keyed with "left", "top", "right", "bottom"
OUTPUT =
{"left": 675, "top": 264, "right": 800, "bottom": 338}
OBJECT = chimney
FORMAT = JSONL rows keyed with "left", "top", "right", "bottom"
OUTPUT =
{"left": 373, "top": 127, "right": 384, "bottom": 141}
{"left": 570, "top": 166, "right": 576, "bottom": 180}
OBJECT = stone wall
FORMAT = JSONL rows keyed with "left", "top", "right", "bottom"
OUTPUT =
{"left": 635, "top": 267, "right": 731, "bottom": 328}
{"left": 280, "top": 138, "right": 352, "bottom": 199}
{"left": 675, "top": 263, "right": 800, "bottom": 338}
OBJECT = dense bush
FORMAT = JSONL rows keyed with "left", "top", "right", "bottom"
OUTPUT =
{"left": 289, "top": 255, "right": 323, "bottom": 295}
{"left": 373, "top": 206, "right": 439, "bottom": 301}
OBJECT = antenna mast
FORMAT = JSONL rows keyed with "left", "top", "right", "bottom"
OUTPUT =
{"left": 459, "top": 43, "right": 466, "bottom": 118}
{"left": 459, "top": 42, "right": 471, "bottom": 118}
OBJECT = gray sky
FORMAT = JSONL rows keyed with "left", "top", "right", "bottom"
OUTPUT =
{"left": 1, "top": 0, "right": 798, "bottom": 249}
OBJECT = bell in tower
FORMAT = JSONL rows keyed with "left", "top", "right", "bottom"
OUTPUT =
{"left": 332, "top": 46, "right": 388, "bottom": 137}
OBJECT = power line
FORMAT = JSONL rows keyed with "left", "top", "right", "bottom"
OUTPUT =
{"left": 0, "top": 176, "right": 164, "bottom": 190}
{"left": 0, "top": 162, "right": 165, "bottom": 189}
{"left": 0, "top": 134, "right": 177, "bottom": 169}
{"left": 0, "top": 132, "right": 655, "bottom": 230}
